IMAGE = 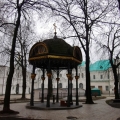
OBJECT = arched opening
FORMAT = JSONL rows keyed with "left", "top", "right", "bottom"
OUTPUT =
{"left": 58, "top": 83, "right": 62, "bottom": 88}
{"left": 79, "top": 83, "right": 83, "bottom": 89}
{"left": 16, "top": 84, "right": 19, "bottom": 94}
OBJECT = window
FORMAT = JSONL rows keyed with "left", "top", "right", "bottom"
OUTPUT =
{"left": 60, "top": 74, "right": 62, "bottom": 77}
{"left": 6, "top": 71, "right": 9, "bottom": 76}
{"left": 100, "top": 66, "right": 103, "bottom": 69}
{"left": 72, "top": 74, "right": 74, "bottom": 77}
{"left": 79, "top": 83, "right": 83, "bottom": 89}
{"left": 78, "top": 73, "right": 80, "bottom": 78}
{"left": 106, "top": 86, "right": 109, "bottom": 91}
{"left": 100, "top": 75, "right": 103, "bottom": 79}
{"left": 58, "top": 83, "right": 62, "bottom": 88}
{"left": 93, "top": 75, "right": 95, "bottom": 79}
{"left": 108, "top": 74, "right": 109, "bottom": 79}
{"left": 38, "top": 45, "right": 47, "bottom": 54}
{"left": 82, "top": 73, "right": 84, "bottom": 78}
{"left": 18, "top": 72, "right": 19, "bottom": 78}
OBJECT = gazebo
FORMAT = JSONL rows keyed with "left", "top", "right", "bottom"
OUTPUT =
{"left": 29, "top": 34, "right": 82, "bottom": 107}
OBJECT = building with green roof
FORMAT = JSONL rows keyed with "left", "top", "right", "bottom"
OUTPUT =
{"left": 79, "top": 60, "right": 111, "bottom": 71}
{"left": 32, "top": 59, "right": 116, "bottom": 96}
{"left": 78, "top": 60, "right": 114, "bottom": 95}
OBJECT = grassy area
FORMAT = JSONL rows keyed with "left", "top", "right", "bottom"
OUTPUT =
{"left": 106, "top": 99, "right": 120, "bottom": 108}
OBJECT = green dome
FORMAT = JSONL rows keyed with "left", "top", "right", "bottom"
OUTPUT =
{"left": 29, "top": 37, "right": 82, "bottom": 69}
{"left": 43, "top": 38, "right": 73, "bottom": 56}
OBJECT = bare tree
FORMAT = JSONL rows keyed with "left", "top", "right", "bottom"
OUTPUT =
{"left": 0, "top": 0, "right": 42, "bottom": 113}
{"left": 118, "top": 0, "right": 120, "bottom": 9}
{"left": 41, "top": 0, "right": 116, "bottom": 104}
{"left": 96, "top": 24, "right": 120, "bottom": 99}
{"left": 15, "top": 24, "right": 35, "bottom": 99}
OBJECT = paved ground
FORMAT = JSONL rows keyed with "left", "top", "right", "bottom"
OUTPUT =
{"left": 0, "top": 95, "right": 120, "bottom": 120}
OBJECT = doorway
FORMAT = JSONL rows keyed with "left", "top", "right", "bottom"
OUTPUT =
{"left": 98, "top": 86, "right": 102, "bottom": 93}
{"left": 16, "top": 84, "right": 19, "bottom": 94}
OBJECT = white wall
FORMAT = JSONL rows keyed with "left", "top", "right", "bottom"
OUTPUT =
{"left": 0, "top": 66, "right": 31, "bottom": 95}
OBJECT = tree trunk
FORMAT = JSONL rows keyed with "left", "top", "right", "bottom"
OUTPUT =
{"left": 3, "top": 9, "right": 21, "bottom": 112}
{"left": 85, "top": 46, "right": 94, "bottom": 104}
{"left": 84, "top": 0, "right": 93, "bottom": 104}
{"left": 112, "top": 65, "right": 119, "bottom": 99}
{"left": 21, "top": 66, "right": 26, "bottom": 99}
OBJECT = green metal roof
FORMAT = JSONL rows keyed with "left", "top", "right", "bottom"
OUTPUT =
{"left": 90, "top": 60, "right": 111, "bottom": 71}
{"left": 79, "top": 60, "right": 111, "bottom": 71}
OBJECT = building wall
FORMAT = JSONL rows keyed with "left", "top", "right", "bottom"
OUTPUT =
{"left": 0, "top": 61, "right": 118, "bottom": 95}
{"left": 90, "top": 68, "right": 114, "bottom": 94}
{"left": 34, "top": 69, "right": 86, "bottom": 90}
{"left": 0, "top": 66, "right": 31, "bottom": 95}
{"left": 33, "top": 65, "right": 115, "bottom": 95}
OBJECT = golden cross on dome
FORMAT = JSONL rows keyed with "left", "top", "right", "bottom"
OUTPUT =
{"left": 53, "top": 23, "right": 57, "bottom": 33}
{"left": 53, "top": 23, "right": 57, "bottom": 38}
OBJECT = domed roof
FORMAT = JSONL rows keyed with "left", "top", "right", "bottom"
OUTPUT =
{"left": 29, "top": 37, "right": 82, "bottom": 69}
{"left": 43, "top": 38, "right": 73, "bottom": 56}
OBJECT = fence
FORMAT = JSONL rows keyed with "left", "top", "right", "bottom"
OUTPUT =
{"left": 39, "top": 92, "right": 85, "bottom": 99}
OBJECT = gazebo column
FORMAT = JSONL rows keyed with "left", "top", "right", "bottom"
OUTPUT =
{"left": 41, "top": 68, "right": 45, "bottom": 103}
{"left": 46, "top": 72, "right": 52, "bottom": 107}
{"left": 69, "top": 69, "right": 73, "bottom": 104}
{"left": 56, "top": 69, "right": 60, "bottom": 103}
{"left": 46, "top": 60, "right": 52, "bottom": 107}
{"left": 56, "top": 78, "right": 60, "bottom": 102}
{"left": 75, "top": 67, "right": 79, "bottom": 105}
{"left": 66, "top": 65, "right": 71, "bottom": 107}
{"left": 30, "top": 66, "right": 36, "bottom": 106}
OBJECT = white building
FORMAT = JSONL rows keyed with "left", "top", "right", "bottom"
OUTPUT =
{"left": 0, "top": 59, "right": 119, "bottom": 95}
{"left": 0, "top": 65, "right": 31, "bottom": 95}
{"left": 34, "top": 60, "right": 117, "bottom": 95}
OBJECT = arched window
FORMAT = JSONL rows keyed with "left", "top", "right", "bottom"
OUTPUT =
{"left": 82, "top": 73, "right": 84, "bottom": 78}
{"left": 79, "top": 83, "right": 83, "bottom": 89}
{"left": 58, "top": 83, "right": 62, "bottom": 88}
{"left": 16, "top": 84, "right": 19, "bottom": 94}
{"left": 18, "top": 72, "right": 19, "bottom": 78}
